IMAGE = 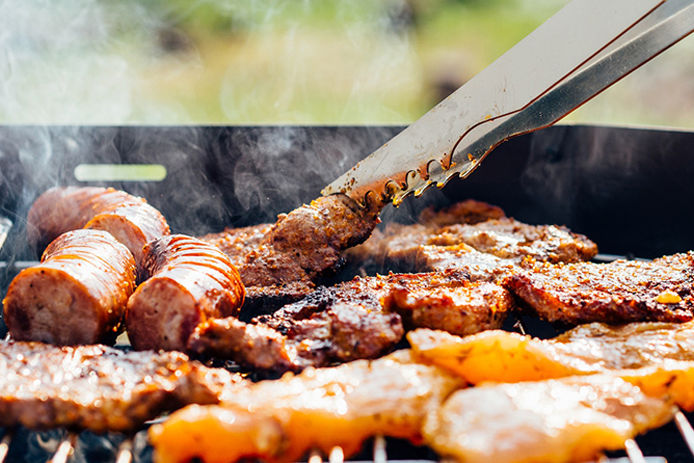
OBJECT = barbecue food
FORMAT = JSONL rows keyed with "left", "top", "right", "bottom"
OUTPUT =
{"left": 423, "top": 375, "right": 674, "bottom": 463}
{"left": 201, "top": 194, "right": 380, "bottom": 312}
{"left": 126, "top": 235, "right": 245, "bottom": 352}
{"left": 0, "top": 340, "right": 243, "bottom": 433}
{"left": 188, "top": 270, "right": 512, "bottom": 371}
{"left": 27, "top": 186, "right": 170, "bottom": 269}
{"left": 3, "top": 229, "right": 136, "bottom": 345}
{"left": 347, "top": 201, "right": 597, "bottom": 279}
{"left": 149, "top": 350, "right": 463, "bottom": 463}
{"left": 408, "top": 321, "right": 694, "bottom": 384}
{"left": 506, "top": 252, "right": 694, "bottom": 324}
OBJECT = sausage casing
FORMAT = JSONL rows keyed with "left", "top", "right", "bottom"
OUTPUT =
{"left": 3, "top": 229, "right": 137, "bottom": 345}
{"left": 126, "top": 235, "right": 245, "bottom": 351}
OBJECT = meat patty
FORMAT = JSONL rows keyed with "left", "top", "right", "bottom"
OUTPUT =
{"left": 27, "top": 186, "right": 170, "bottom": 272}
{"left": 188, "top": 270, "right": 512, "bottom": 372}
{"left": 505, "top": 252, "right": 694, "bottom": 325}
{"left": 3, "top": 229, "right": 137, "bottom": 345}
{"left": 0, "top": 340, "right": 242, "bottom": 433}
{"left": 126, "top": 235, "right": 245, "bottom": 352}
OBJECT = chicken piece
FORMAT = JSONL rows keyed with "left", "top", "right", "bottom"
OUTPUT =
{"left": 424, "top": 375, "right": 674, "bottom": 463}
{"left": 126, "top": 235, "right": 245, "bottom": 352}
{"left": 3, "top": 229, "right": 136, "bottom": 345}
{"left": 506, "top": 252, "right": 694, "bottom": 324}
{"left": 408, "top": 321, "right": 694, "bottom": 384}
{"left": 189, "top": 270, "right": 512, "bottom": 371}
{"left": 0, "top": 340, "right": 243, "bottom": 433}
{"left": 149, "top": 350, "right": 463, "bottom": 463}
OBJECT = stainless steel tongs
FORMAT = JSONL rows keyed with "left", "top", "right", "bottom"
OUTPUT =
{"left": 322, "top": 0, "right": 694, "bottom": 206}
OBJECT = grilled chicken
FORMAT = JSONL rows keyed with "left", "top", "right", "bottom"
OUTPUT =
{"left": 188, "top": 270, "right": 512, "bottom": 371}
{"left": 0, "top": 340, "right": 242, "bottom": 433}
{"left": 506, "top": 252, "right": 694, "bottom": 324}
{"left": 424, "top": 375, "right": 674, "bottom": 463}
{"left": 149, "top": 350, "right": 463, "bottom": 463}
{"left": 27, "top": 186, "right": 170, "bottom": 272}
{"left": 408, "top": 321, "right": 694, "bottom": 384}
{"left": 3, "top": 229, "right": 136, "bottom": 345}
{"left": 126, "top": 235, "right": 245, "bottom": 352}
{"left": 201, "top": 195, "right": 381, "bottom": 313}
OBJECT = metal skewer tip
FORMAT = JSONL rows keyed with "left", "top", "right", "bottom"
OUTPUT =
{"left": 0, "top": 431, "right": 13, "bottom": 463}
{"left": 373, "top": 435, "right": 387, "bottom": 463}
{"left": 674, "top": 409, "right": 694, "bottom": 457}
{"left": 624, "top": 438, "right": 647, "bottom": 463}
{"left": 115, "top": 438, "right": 134, "bottom": 463}
{"left": 308, "top": 449, "right": 323, "bottom": 463}
{"left": 49, "top": 434, "right": 76, "bottom": 463}
{"left": 329, "top": 446, "right": 344, "bottom": 463}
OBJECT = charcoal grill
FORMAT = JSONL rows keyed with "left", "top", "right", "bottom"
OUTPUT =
{"left": 1, "top": 124, "right": 694, "bottom": 462}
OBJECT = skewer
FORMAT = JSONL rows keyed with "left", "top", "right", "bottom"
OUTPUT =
{"left": 308, "top": 449, "right": 323, "bottom": 463}
{"left": 115, "top": 438, "right": 134, "bottom": 463}
{"left": 0, "top": 430, "right": 13, "bottom": 463}
{"left": 373, "top": 435, "right": 387, "bottom": 463}
{"left": 329, "top": 446, "right": 344, "bottom": 463}
{"left": 674, "top": 409, "right": 694, "bottom": 457}
{"left": 624, "top": 438, "right": 647, "bottom": 463}
{"left": 49, "top": 433, "right": 77, "bottom": 463}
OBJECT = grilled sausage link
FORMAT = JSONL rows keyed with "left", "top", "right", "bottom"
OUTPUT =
{"left": 27, "top": 186, "right": 170, "bottom": 269}
{"left": 3, "top": 229, "right": 137, "bottom": 345}
{"left": 126, "top": 235, "right": 245, "bottom": 352}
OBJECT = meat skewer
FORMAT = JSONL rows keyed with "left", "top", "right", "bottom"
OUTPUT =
{"left": 126, "top": 234, "right": 245, "bottom": 352}
{"left": 3, "top": 229, "right": 137, "bottom": 345}
{"left": 27, "top": 186, "right": 170, "bottom": 272}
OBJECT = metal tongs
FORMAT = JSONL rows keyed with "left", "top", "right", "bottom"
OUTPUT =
{"left": 322, "top": 0, "right": 694, "bottom": 206}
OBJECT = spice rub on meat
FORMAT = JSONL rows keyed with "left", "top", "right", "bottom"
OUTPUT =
{"left": 0, "top": 341, "right": 242, "bottom": 433}
{"left": 188, "top": 270, "right": 513, "bottom": 372}
{"left": 506, "top": 252, "right": 694, "bottom": 325}
{"left": 347, "top": 200, "right": 597, "bottom": 279}
{"left": 201, "top": 194, "right": 380, "bottom": 312}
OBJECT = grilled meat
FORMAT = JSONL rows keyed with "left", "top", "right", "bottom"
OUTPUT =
{"left": 423, "top": 375, "right": 674, "bottom": 463}
{"left": 189, "top": 270, "right": 512, "bottom": 371}
{"left": 3, "top": 230, "right": 136, "bottom": 345}
{"left": 506, "top": 252, "right": 694, "bottom": 324}
{"left": 201, "top": 195, "right": 380, "bottom": 313}
{"left": 0, "top": 340, "right": 242, "bottom": 433}
{"left": 27, "top": 186, "right": 170, "bottom": 271}
{"left": 149, "top": 350, "right": 463, "bottom": 463}
{"left": 621, "top": 361, "right": 694, "bottom": 412}
{"left": 126, "top": 235, "right": 245, "bottom": 352}
{"left": 409, "top": 321, "right": 694, "bottom": 384}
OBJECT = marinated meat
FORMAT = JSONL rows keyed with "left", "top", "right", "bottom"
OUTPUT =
{"left": 3, "top": 229, "right": 136, "bottom": 345}
{"left": 27, "top": 186, "right": 170, "bottom": 270}
{"left": 189, "top": 270, "right": 512, "bottom": 371}
{"left": 506, "top": 252, "right": 694, "bottom": 325}
{"left": 126, "top": 235, "right": 245, "bottom": 352}
{"left": 149, "top": 350, "right": 463, "bottom": 463}
{"left": 423, "top": 375, "right": 674, "bottom": 463}
{"left": 201, "top": 195, "right": 380, "bottom": 312}
{"left": 418, "top": 199, "right": 506, "bottom": 226}
{"left": 408, "top": 321, "right": 694, "bottom": 384}
{"left": 0, "top": 340, "right": 242, "bottom": 432}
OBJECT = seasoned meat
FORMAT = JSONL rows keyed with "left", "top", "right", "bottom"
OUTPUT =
{"left": 126, "top": 235, "right": 245, "bottom": 352}
{"left": 201, "top": 195, "right": 380, "bottom": 313}
{"left": 189, "top": 270, "right": 512, "bottom": 372}
{"left": 506, "top": 252, "right": 694, "bottom": 325}
{"left": 347, "top": 202, "right": 597, "bottom": 279}
{"left": 423, "top": 375, "right": 674, "bottom": 463}
{"left": 621, "top": 361, "right": 694, "bottom": 412}
{"left": 0, "top": 340, "right": 242, "bottom": 433}
{"left": 149, "top": 350, "right": 463, "bottom": 463}
{"left": 408, "top": 321, "right": 694, "bottom": 384}
{"left": 3, "top": 230, "right": 136, "bottom": 345}
{"left": 27, "top": 186, "right": 170, "bottom": 271}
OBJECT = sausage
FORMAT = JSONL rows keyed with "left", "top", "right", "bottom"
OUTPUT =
{"left": 3, "top": 229, "right": 137, "bottom": 345}
{"left": 27, "top": 186, "right": 170, "bottom": 269}
{"left": 126, "top": 235, "right": 245, "bottom": 352}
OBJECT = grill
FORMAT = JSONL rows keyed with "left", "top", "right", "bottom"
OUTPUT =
{"left": 1, "top": 124, "right": 694, "bottom": 462}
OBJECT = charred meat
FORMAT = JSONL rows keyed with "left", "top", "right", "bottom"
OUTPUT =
{"left": 126, "top": 235, "right": 245, "bottom": 352}
{"left": 506, "top": 252, "right": 694, "bottom": 325}
{"left": 3, "top": 229, "right": 136, "bottom": 345}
